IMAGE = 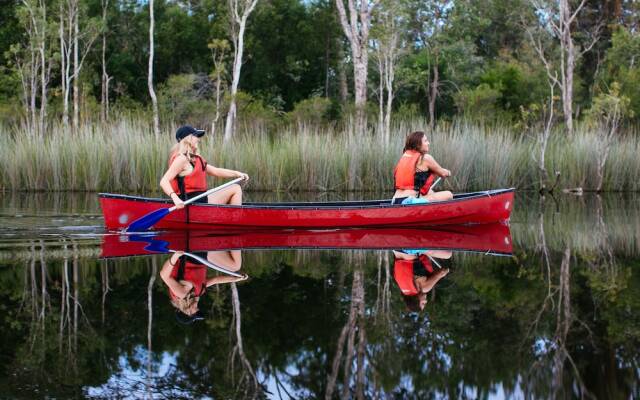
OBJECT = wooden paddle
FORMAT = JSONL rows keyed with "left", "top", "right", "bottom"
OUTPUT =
{"left": 126, "top": 177, "right": 244, "bottom": 232}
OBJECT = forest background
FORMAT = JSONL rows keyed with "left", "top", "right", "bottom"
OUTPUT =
{"left": 2, "top": 0, "right": 640, "bottom": 192}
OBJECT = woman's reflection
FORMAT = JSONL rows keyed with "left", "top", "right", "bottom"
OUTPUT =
{"left": 392, "top": 250, "right": 451, "bottom": 312}
{"left": 160, "top": 250, "right": 248, "bottom": 324}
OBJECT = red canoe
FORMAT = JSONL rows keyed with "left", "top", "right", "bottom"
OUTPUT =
{"left": 100, "top": 223, "right": 512, "bottom": 258}
{"left": 99, "top": 189, "right": 514, "bottom": 231}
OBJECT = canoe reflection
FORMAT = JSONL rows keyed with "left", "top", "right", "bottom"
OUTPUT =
{"left": 100, "top": 223, "right": 512, "bottom": 258}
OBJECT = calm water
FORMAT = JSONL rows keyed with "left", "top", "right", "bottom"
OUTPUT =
{"left": 0, "top": 191, "right": 638, "bottom": 399}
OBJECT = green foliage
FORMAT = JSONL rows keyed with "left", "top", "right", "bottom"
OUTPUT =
{"left": 158, "top": 73, "right": 215, "bottom": 126}
{"left": 454, "top": 84, "right": 504, "bottom": 121}
{"left": 285, "top": 96, "right": 332, "bottom": 124}
{"left": 598, "top": 27, "right": 640, "bottom": 122}
{"left": 587, "top": 82, "right": 634, "bottom": 129}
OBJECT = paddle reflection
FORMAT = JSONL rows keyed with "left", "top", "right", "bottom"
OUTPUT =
{"left": 159, "top": 250, "right": 248, "bottom": 325}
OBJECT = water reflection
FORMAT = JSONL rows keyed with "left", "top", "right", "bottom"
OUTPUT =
{"left": 392, "top": 250, "right": 451, "bottom": 312}
{"left": 1, "top": 193, "right": 640, "bottom": 398}
{"left": 160, "top": 250, "right": 248, "bottom": 324}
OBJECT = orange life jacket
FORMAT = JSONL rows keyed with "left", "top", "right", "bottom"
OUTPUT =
{"left": 393, "top": 254, "right": 434, "bottom": 296}
{"left": 168, "top": 256, "right": 207, "bottom": 300}
{"left": 393, "top": 150, "right": 435, "bottom": 196}
{"left": 168, "top": 152, "right": 208, "bottom": 198}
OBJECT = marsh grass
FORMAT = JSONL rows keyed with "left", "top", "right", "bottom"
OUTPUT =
{"left": 1, "top": 117, "right": 640, "bottom": 192}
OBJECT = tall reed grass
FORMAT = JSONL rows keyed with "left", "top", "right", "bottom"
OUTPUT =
{"left": 1, "top": 117, "right": 639, "bottom": 192}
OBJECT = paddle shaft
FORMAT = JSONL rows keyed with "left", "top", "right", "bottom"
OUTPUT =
{"left": 168, "top": 176, "right": 244, "bottom": 211}
{"left": 428, "top": 177, "right": 442, "bottom": 193}
{"left": 169, "top": 250, "right": 244, "bottom": 278}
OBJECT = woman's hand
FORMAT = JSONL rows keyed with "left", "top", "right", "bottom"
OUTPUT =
{"left": 236, "top": 172, "right": 249, "bottom": 181}
{"left": 236, "top": 273, "right": 249, "bottom": 281}
{"left": 170, "top": 193, "right": 185, "bottom": 209}
{"left": 442, "top": 169, "right": 451, "bottom": 178}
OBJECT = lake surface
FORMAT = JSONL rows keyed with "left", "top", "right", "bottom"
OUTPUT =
{"left": 0, "top": 191, "right": 638, "bottom": 399}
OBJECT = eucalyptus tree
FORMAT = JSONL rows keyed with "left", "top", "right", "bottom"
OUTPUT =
{"left": 208, "top": 39, "right": 230, "bottom": 137}
{"left": 59, "top": 0, "right": 99, "bottom": 130}
{"left": 12, "top": 0, "right": 52, "bottom": 136}
{"left": 100, "top": 0, "right": 111, "bottom": 123}
{"left": 529, "top": 0, "right": 602, "bottom": 135}
{"left": 335, "top": 0, "right": 379, "bottom": 136}
{"left": 371, "top": 0, "right": 408, "bottom": 144}
{"left": 224, "top": 0, "right": 260, "bottom": 142}
{"left": 148, "top": 0, "right": 160, "bottom": 136}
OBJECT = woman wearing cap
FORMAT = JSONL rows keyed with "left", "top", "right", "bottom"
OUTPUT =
{"left": 160, "top": 125, "right": 249, "bottom": 209}
{"left": 160, "top": 250, "right": 248, "bottom": 324}
{"left": 392, "top": 250, "right": 451, "bottom": 312}
{"left": 392, "top": 131, "right": 453, "bottom": 205}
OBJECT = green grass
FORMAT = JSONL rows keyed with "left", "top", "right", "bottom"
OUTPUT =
{"left": 1, "top": 117, "right": 639, "bottom": 192}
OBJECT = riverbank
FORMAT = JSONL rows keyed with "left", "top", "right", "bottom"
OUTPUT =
{"left": 1, "top": 118, "right": 638, "bottom": 192}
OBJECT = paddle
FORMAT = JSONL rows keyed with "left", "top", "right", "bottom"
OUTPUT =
{"left": 126, "top": 177, "right": 244, "bottom": 232}
{"left": 428, "top": 176, "right": 442, "bottom": 192}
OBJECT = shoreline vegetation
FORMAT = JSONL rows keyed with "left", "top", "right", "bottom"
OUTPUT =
{"left": 1, "top": 117, "right": 639, "bottom": 193}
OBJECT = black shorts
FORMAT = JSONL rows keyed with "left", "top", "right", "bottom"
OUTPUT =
{"left": 183, "top": 191, "right": 209, "bottom": 204}
{"left": 392, "top": 197, "right": 408, "bottom": 205}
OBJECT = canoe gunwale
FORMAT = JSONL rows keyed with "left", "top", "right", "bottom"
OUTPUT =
{"left": 98, "top": 188, "right": 515, "bottom": 210}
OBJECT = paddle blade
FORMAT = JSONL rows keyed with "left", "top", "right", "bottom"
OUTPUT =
{"left": 126, "top": 208, "right": 170, "bottom": 232}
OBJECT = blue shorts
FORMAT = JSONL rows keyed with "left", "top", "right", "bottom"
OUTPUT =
{"left": 401, "top": 197, "right": 429, "bottom": 205}
{"left": 400, "top": 249, "right": 428, "bottom": 255}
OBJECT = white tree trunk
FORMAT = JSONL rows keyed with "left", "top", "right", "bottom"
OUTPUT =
{"left": 335, "top": 0, "right": 376, "bottom": 136}
{"left": 428, "top": 60, "right": 439, "bottom": 129}
{"left": 100, "top": 0, "right": 110, "bottom": 123}
{"left": 72, "top": 6, "right": 79, "bottom": 131}
{"left": 148, "top": 0, "right": 160, "bottom": 136}
{"left": 224, "top": 0, "right": 259, "bottom": 142}
{"left": 38, "top": 0, "right": 47, "bottom": 136}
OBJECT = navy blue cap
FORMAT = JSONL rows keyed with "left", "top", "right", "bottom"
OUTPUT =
{"left": 175, "top": 309, "right": 205, "bottom": 325}
{"left": 175, "top": 125, "right": 205, "bottom": 142}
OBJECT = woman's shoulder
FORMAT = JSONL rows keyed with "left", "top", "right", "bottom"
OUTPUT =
{"left": 169, "top": 152, "right": 189, "bottom": 164}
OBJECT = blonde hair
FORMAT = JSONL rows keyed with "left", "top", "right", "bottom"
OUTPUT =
{"left": 170, "top": 136, "right": 199, "bottom": 162}
{"left": 170, "top": 291, "right": 199, "bottom": 315}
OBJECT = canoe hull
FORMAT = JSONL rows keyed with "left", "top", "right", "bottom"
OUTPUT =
{"left": 99, "top": 189, "right": 514, "bottom": 231}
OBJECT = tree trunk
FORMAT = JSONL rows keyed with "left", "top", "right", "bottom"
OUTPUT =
{"left": 60, "top": 4, "right": 69, "bottom": 127}
{"left": 100, "top": 0, "right": 110, "bottom": 123}
{"left": 38, "top": 3, "right": 47, "bottom": 136}
{"left": 224, "top": 0, "right": 259, "bottom": 142}
{"left": 148, "top": 0, "right": 160, "bottom": 136}
{"left": 337, "top": 40, "right": 348, "bottom": 103}
{"left": 224, "top": 18, "right": 246, "bottom": 142}
{"left": 335, "top": 0, "right": 375, "bottom": 137}
{"left": 72, "top": 5, "right": 79, "bottom": 131}
{"left": 428, "top": 59, "right": 439, "bottom": 129}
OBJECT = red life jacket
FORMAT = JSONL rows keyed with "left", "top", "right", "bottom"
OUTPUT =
{"left": 393, "top": 255, "right": 434, "bottom": 296}
{"left": 168, "top": 152, "right": 208, "bottom": 196}
{"left": 168, "top": 257, "right": 207, "bottom": 300}
{"left": 393, "top": 150, "right": 435, "bottom": 196}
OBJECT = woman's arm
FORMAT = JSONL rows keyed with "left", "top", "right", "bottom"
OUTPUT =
{"left": 160, "top": 155, "right": 188, "bottom": 207}
{"left": 420, "top": 269, "right": 449, "bottom": 293}
{"left": 206, "top": 164, "right": 249, "bottom": 180}
{"left": 206, "top": 274, "right": 249, "bottom": 287}
{"left": 160, "top": 254, "right": 190, "bottom": 298}
{"left": 422, "top": 154, "right": 451, "bottom": 177}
